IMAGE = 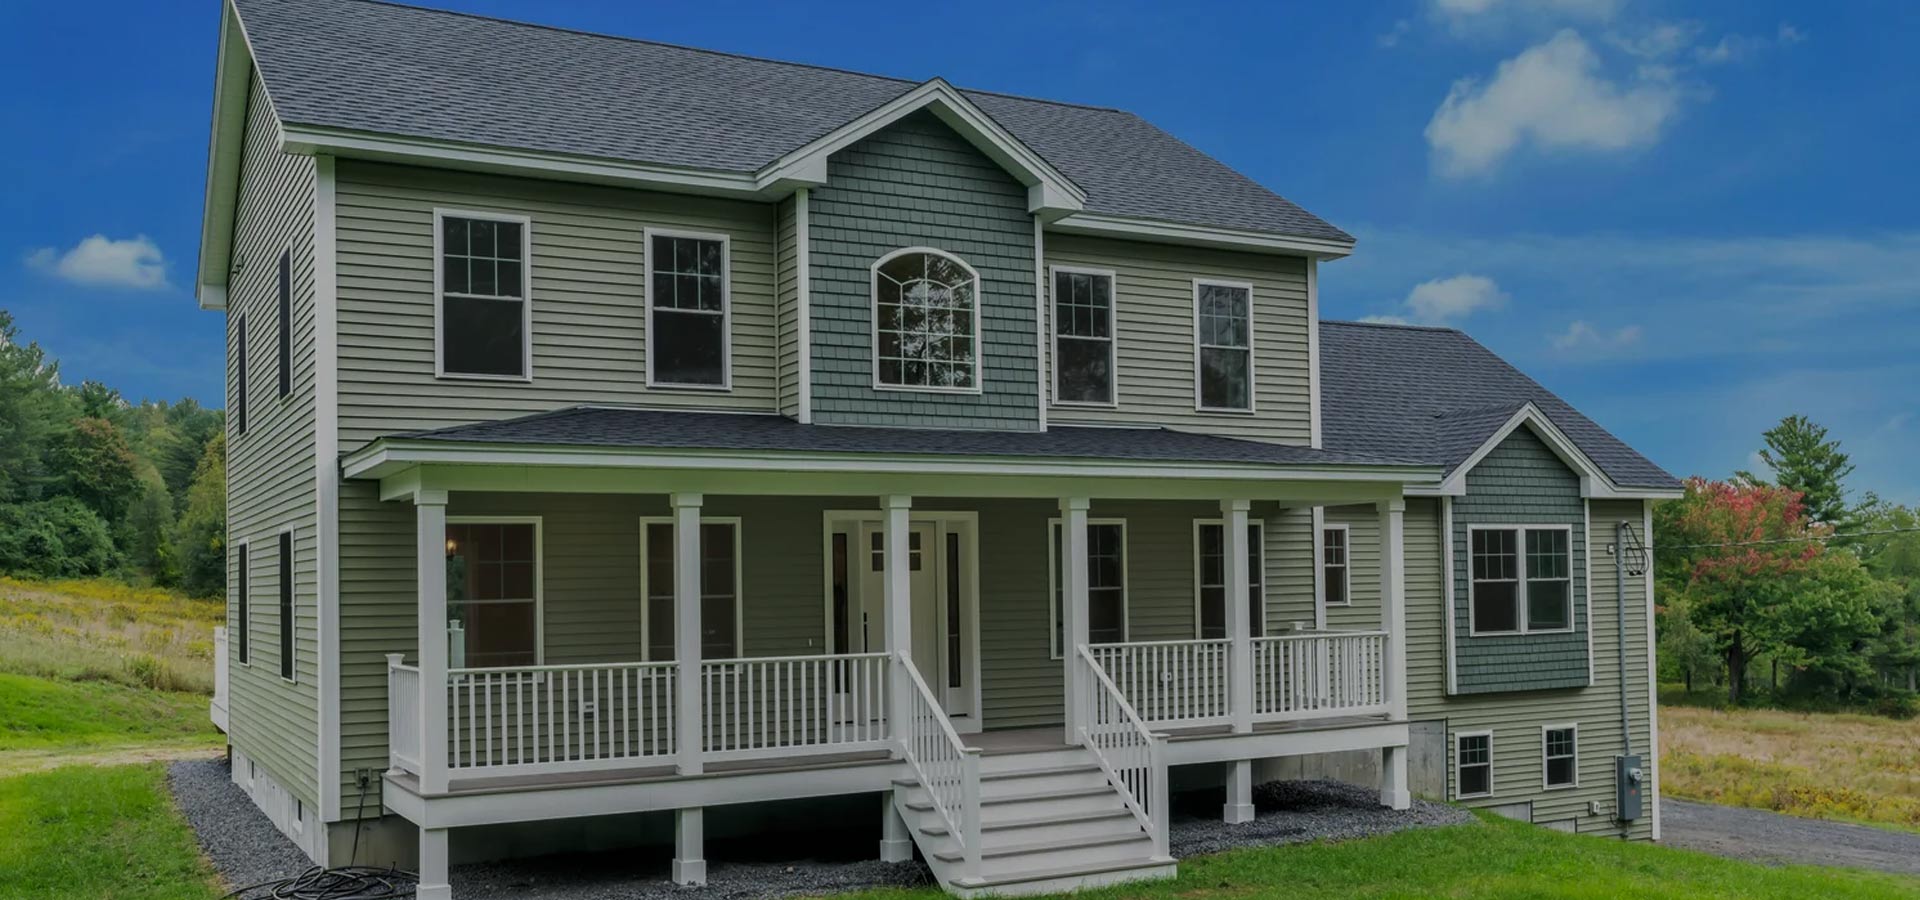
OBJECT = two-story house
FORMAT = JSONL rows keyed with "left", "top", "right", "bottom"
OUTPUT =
{"left": 197, "top": 2, "right": 1679, "bottom": 897}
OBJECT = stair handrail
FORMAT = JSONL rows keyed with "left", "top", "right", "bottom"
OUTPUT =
{"left": 897, "top": 654, "right": 984, "bottom": 881}
{"left": 1076, "top": 644, "right": 1170, "bottom": 858}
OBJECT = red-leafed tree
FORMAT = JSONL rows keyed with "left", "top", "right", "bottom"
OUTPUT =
{"left": 1655, "top": 478, "right": 1882, "bottom": 704}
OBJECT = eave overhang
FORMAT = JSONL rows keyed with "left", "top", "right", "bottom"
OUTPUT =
{"left": 1400, "top": 402, "right": 1683, "bottom": 501}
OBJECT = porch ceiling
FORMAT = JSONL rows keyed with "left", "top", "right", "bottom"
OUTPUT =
{"left": 343, "top": 407, "right": 1440, "bottom": 503}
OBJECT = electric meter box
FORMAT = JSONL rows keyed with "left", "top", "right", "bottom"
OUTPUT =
{"left": 1616, "top": 754, "right": 1644, "bottom": 821}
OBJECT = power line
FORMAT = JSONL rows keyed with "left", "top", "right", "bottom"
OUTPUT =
{"left": 1664, "top": 526, "right": 1920, "bottom": 551}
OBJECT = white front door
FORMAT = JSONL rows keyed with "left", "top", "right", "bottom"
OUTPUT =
{"left": 852, "top": 519, "right": 977, "bottom": 726}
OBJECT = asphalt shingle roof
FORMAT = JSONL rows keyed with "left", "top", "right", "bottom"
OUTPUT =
{"left": 230, "top": 0, "right": 1352, "bottom": 243}
{"left": 1319, "top": 321, "right": 1680, "bottom": 490}
{"left": 382, "top": 407, "right": 1413, "bottom": 469}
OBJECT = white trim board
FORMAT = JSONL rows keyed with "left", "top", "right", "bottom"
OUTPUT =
{"left": 312, "top": 154, "right": 343, "bottom": 822}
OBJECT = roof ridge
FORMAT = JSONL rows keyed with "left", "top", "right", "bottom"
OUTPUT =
{"left": 1322, "top": 319, "right": 1463, "bottom": 334}
{"left": 344, "top": 0, "right": 1129, "bottom": 115}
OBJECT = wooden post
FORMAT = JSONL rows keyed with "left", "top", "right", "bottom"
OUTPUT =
{"left": 417, "top": 826, "right": 450, "bottom": 900}
{"left": 883, "top": 495, "right": 913, "bottom": 748}
{"left": 414, "top": 491, "right": 449, "bottom": 795}
{"left": 1223, "top": 499, "right": 1253, "bottom": 734}
{"left": 1059, "top": 497, "right": 1091, "bottom": 744}
{"left": 1377, "top": 498, "right": 1408, "bottom": 722}
{"left": 672, "top": 493, "right": 703, "bottom": 776}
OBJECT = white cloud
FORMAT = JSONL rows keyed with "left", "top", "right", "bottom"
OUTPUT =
{"left": 1430, "top": 0, "right": 1622, "bottom": 30}
{"left": 1425, "top": 30, "right": 1683, "bottom": 178}
{"left": 1692, "top": 23, "right": 1805, "bottom": 65}
{"left": 1406, "top": 274, "right": 1508, "bottom": 321}
{"left": 1550, "top": 320, "right": 1643, "bottom": 355}
{"left": 24, "top": 235, "right": 168, "bottom": 290}
{"left": 1358, "top": 314, "right": 1413, "bottom": 325}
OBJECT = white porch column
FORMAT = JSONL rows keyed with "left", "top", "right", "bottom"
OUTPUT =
{"left": 417, "top": 825, "right": 451, "bottom": 900}
{"left": 1060, "top": 497, "right": 1091, "bottom": 744}
{"left": 880, "top": 793, "right": 914, "bottom": 862}
{"left": 673, "top": 807, "right": 707, "bottom": 885}
{"left": 1222, "top": 499, "right": 1254, "bottom": 735}
{"left": 883, "top": 495, "right": 913, "bottom": 747}
{"left": 673, "top": 493, "right": 704, "bottom": 776}
{"left": 1223, "top": 759, "right": 1255, "bottom": 824}
{"left": 1377, "top": 498, "right": 1408, "bottom": 721}
{"left": 414, "top": 490, "right": 449, "bottom": 796}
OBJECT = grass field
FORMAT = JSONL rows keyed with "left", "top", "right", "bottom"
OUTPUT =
{"left": 0, "top": 763, "right": 222, "bottom": 900}
{"left": 0, "top": 576, "right": 223, "bottom": 694}
{"left": 1661, "top": 703, "right": 1920, "bottom": 830}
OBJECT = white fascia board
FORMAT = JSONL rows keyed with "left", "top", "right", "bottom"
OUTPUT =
{"left": 755, "top": 78, "right": 1086, "bottom": 216}
{"left": 341, "top": 439, "right": 1440, "bottom": 486}
{"left": 195, "top": 1, "right": 254, "bottom": 311}
{"left": 1049, "top": 213, "right": 1356, "bottom": 259}
{"left": 1428, "top": 403, "right": 1682, "bottom": 500}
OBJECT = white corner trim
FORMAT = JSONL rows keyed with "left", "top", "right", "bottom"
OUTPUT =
{"left": 1643, "top": 499, "right": 1661, "bottom": 840}
{"left": 1441, "top": 496, "right": 1457, "bottom": 695}
{"left": 1306, "top": 258, "right": 1322, "bottom": 449}
{"left": 641, "top": 226, "right": 734, "bottom": 392}
{"left": 1584, "top": 500, "right": 1596, "bottom": 689}
{"left": 1032, "top": 219, "right": 1049, "bottom": 429}
{"left": 313, "top": 154, "right": 343, "bottom": 822}
{"left": 1048, "top": 213, "right": 1355, "bottom": 259}
{"left": 756, "top": 78, "right": 1085, "bottom": 215}
{"left": 795, "top": 190, "right": 813, "bottom": 424}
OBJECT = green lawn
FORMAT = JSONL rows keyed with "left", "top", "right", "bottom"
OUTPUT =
{"left": 0, "top": 764, "right": 220, "bottom": 900}
{"left": 0, "top": 672, "right": 220, "bottom": 756}
{"left": 833, "top": 814, "right": 1920, "bottom": 900}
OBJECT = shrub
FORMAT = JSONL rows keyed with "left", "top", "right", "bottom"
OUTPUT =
{"left": 0, "top": 498, "right": 118, "bottom": 578}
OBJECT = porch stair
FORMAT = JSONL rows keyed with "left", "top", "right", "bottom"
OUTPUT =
{"left": 891, "top": 747, "right": 1175, "bottom": 898}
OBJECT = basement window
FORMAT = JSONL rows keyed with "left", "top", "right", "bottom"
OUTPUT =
{"left": 1543, "top": 725, "right": 1579, "bottom": 789}
{"left": 1457, "top": 731, "right": 1492, "bottom": 799}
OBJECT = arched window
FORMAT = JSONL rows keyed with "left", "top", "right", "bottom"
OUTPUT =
{"left": 871, "top": 248, "right": 981, "bottom": 391}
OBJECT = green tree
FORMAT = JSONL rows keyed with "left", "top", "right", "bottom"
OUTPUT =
{"left": 0, "top": 496, "right": 118, "bottom": 578}
{"left": 0, "top": 310, "right": 74, "bottom": 502}
{"left": 1849, "top": 496, "right": 1920, "bottom": 691}
{"left": 122, "top": 475, "right": 181, "bottom": 586}
{"left": 1738, "top": 414, "right": 1856, "bottom": 526}
{"left": 175, "top": 432, "right": 227, "bottom": 598}
{"left": 47, "top": 416, "right": 143, "bottom": 526}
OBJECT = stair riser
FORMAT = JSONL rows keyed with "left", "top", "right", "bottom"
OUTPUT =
{"left": 980, "top": 772, "right": 1109, "bottom": 799}
{"left": 978, "top": 749, "right": 1087, "bottom": 774}
{"left": 949, "top": 863, "right": 1177, "bottom": 899}
{"left": 983, "top": 792, "right": 1126, "bottom": 820}
{"left": 921, "top": 817, "right": 1145, "bottom": 855}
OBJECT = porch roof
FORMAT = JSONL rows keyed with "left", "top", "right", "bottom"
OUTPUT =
{"left": 341, "top": 406, "right": 1440, "bottom": 491}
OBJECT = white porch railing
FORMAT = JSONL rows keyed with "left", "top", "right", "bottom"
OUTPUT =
{"left": 386, "top": 656, "right": 422, "bottom": 776}
{"left": 447, "top": 661, "right": 679, "bottom": 775}
{"left": 1087, "top": 638, "right": 1232, "bottom": 728}
{"left": 1251, "top": 630, "right": 1389, "bottom": 721}
{"left": 701, "top": 652, "right": 892, "bottom": 760}
{"left": 1076, "top": 646, "right": 1168, "bottom": 858}
{"left": 898, "top": 656, "right": 982, "bottom": 881}
{"left": 210, "top": 626, "right": 230, "bottom": 732}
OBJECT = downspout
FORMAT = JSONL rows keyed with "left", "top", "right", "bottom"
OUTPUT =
{"left": 1617, "top": 521, "right": 1631, "bottom": 758}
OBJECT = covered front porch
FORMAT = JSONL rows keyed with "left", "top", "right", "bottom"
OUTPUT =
{"left": 343, "top": 409, "right": 1433, "bottom": 897}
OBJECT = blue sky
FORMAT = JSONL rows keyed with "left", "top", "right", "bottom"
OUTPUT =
{"left": 2, "top": 0, "right": 1916, "bottom": 501}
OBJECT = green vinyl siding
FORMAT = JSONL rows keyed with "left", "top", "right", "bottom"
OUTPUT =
{"left": 1042, "top": 232, "right": 1311, "bottom": 444}
{"left": 1452, "top": 427, "right": 1591, "bottom": 693}
{"left": 807, "top": 111, "right": 1039, "bottom": 430}
{"left": 1263, "top": 506, "right": 1317, "bottom": 631}
{"left": 331, "top": 161, "right": 781, "bottom": 449}
{"left": 775, "top": 194, "right": 801, "bottom": 418}
{"left": 225, "top": 78, "right": 320, "bottom": 808}
{"left": 1323, "top": 506, "right": 1384, "bottom": 631}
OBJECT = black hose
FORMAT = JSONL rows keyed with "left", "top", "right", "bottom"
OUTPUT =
{"left": 220, "top": 775, "right": 419, "bottom": 898}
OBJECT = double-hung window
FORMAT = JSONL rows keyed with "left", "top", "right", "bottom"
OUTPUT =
{"left": 278, "top": 530, "right": 294, "bottom": 681}
{"left": 444, "top": 520, "right": 541, "bottom": 668}
{"left": 1457, "top": 731, "right": 1493, "bottom": 798}
{"left": 1194, "top": 280, "right": 1253, "bottom": 411}
{"left": 437, "top": 211, "right": 530, "bottom": 379}
{"left": 873, "top": 248, "right": 980, "bottom": 391}
{"left": 1049, "top": 520, "right": 1127, "bottom": 657}
{"left": 1321, "top": 525, "right": 1351, "bottom": 606}
{"left": 642, "top": 519, "right": 742, "bottom": 660}
{"left": 1543, "top": 725, "right": 1579, "bottom": 789}
{"left": 1052, "top": 267, "right": 1116, "bottom": 405}
{"left": 646, "top": 230, "right": 730, "bottom": 388}
{"left": 1196, "top": 520, "right": 1264, "bottom": 639}
{"left": 1469, "top": 525, "right": 1574, "bottom": 634}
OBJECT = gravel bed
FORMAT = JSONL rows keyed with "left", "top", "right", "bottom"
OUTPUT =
{"left": 169, "top": 762, "right": 1460, "bottom": 899}
{"left": 167, "top": 757, "right": 316, "bottom": 893}
{"left": 1168, "top": 779, "right": 1474, "bottom": 858}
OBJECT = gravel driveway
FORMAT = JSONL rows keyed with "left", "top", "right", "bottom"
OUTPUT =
{"left": 1663, "top": 799, "right": 1920, "bottom": 876}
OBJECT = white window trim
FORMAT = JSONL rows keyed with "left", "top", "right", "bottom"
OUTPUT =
{"left": 1320, "top": 523, "right": 1352, "bottom": 608}
{"left": 1466, "top": 523, "right": 1577, "bottom": 637}
{"left": 432, "top": 207, "right": 535, "bottom": 383}
{"left": 1190, "top": 518, "right": 1265, "bottom": 639}
{"left": 1046, "top": 517, "right": 1129, "bottom": 660}
{"left": 1455, "top": 729, "right": 1494, "bottom": 800}
{"left": 1542, "top": 722, "right": 1580, "bottom": 791}
{"left": 1048, "top": 264, "right": 1119, "bottom": 409}
{"left": 277, "top": 525, "right": 298, "bottom": 685}
{"left": 638, "top": 515, "right": 746, "bottom": 661}
{"left": 869, "top": 246, "right": 985, "bottom": 395}
{"left": 445, "top": 515, "right": 545, "bottom": 667}
{"left": 235, "top": 538, "right": 251, "bottom": 667}
{"left": 1191, "top": 278, "right": 1257, "bottom": 414}
{"left": 643, "top": 226, "right": 734, "bottom": 391}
